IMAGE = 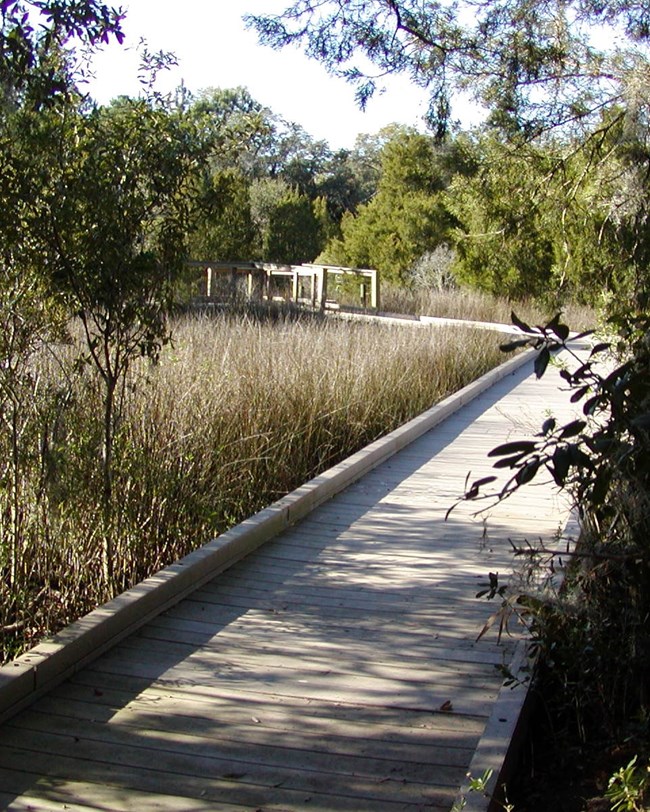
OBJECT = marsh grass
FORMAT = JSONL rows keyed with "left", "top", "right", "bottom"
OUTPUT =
{"left": 1, "top": 311, "right": 505, "bottom": 660}
{"left": 380, "top": 284, "right": 596, "bottom": 331}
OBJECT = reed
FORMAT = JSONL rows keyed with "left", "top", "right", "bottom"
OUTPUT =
{"left": 0, "top": 310, "right": 506, "bottom": 660}
{"left": 380, "top": 284, "right": 597, "bottom": 331}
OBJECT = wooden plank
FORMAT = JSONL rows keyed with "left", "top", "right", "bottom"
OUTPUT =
{"left": 136, "top": 619, "right": 511, "bottom": 669}
{"left": 39, "top": 684, "right": 485, "bottom": 746}
{"left": 64, "top": 670, "right": 487, "bottom": 736}
{"left": 9, "top": 703, "right": 475, "bottom": 770}
{"left": 180, "top": 585, "right": 503, "bottom": 622}
{"left": 0, "top": 739, "right": 459, "bottom": 810}
{"left": 153, "top": 602, "right": 512, "bottom": 651}
{"left": 83, "top": 648, "right": 497, "bottom": 717}
{"left": 0, "top": 769, "right": 289, "bottom": 811}
{"left": 113, "top": 634, "right": 500, "bottom": 690}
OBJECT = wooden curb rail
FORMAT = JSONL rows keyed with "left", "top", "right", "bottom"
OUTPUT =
{"left": 0, "top": 347, "right": 535, "bottom": 732}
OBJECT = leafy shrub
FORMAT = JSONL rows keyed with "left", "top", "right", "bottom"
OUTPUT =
{"left": 463, "top": 311, "right": 650, "bottom": 743}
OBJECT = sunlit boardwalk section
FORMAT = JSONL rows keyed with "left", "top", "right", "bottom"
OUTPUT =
{"left": 0, "top": 349, "right": 578, "bottom": 811}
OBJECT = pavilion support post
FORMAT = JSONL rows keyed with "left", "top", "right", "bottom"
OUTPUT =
{"left": 370, "top": 269, "right": 380, "bottom": 310}
{"left": 310, "top": 272, "right": 317, "bottom": 308}
{"left": 317, "top": 267, "right": 328, "bottom": 312}
{"left": 230, "top": 267, "right": 238, "bottom": 302}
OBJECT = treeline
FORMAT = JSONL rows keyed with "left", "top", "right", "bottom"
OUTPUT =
{"left": 182, "top": 88, "right": 649, "bottom": 311}
{"left": 6, "top": 63, "right": 647, "bottom": 315}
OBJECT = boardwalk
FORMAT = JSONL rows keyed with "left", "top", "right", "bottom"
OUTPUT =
{"left": 0, "top": 348, "right": 580, "bottom": 811}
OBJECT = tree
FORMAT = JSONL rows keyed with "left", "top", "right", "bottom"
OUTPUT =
{"left": 318, "top": 129, "right": 454, "bottom": 280}
{"left": 0, "top": 1, "right": 125, "bottom": 599}
{"left": 189, "top": 168, "right": 256, "bottom": 262}
{"left": 188, "top": 86, "right": 332, "bottom": 195}
{"left": 1, "top": 0, "right": 123, "bottom": 107}
{"left": 247, "top": 0, "right": 650, "bottom": 140}
{"left": 250, "top": 178, "right": 324, "bottom": 264}
{"left": 188, "top": 86, "right": 274, "bottom": 175}
{"left": 447, "top": 137, "right": 555, "bottom": 298}
{"left": 247, "top": 1, "right": 650, "bottom": 302}
{"left": 28, "top": 95, "right": 202, "bottom": 589}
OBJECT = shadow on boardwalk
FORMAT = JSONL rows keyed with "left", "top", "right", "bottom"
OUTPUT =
{"left": 0, "top": 352, "right": 578, "bottom": 812}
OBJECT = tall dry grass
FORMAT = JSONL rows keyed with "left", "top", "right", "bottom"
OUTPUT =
{"left": 380, "top": 284, "right": 597, "bottom": 332}
{"left": 1, "top": 311, "right": 505, "bottom": 660}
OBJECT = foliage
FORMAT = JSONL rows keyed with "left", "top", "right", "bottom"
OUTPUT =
{"left": 188, "top": 168, "right": 256, "bottom": 262}
{"left": 447, "top": 138, "right": 556, "bottom": 299}
{"left": 188, "top": 86, "right": 332, "bottom": 193}
{"left": 247, "top": 0, "right": 650, "bottom": 311}
{"left": 313, "top": 132, "right": 383, "bottom": 221}
{"left": 545, "top": 110, "right": 650, "bottom": 310}
{"left": 250, "top": 177, "right": 324, "bottom": 264}
{"left": 188, "top": 86, "right": 274, "bottom": 174}
{"left": 606, "top": 756, "right": 650, "bottom": 812}
{"left": 0, "top": 312, "right": 505, "bottom": 660}
{"left": 458, "top": 310, "right": 650, "bottom": 745}
{"left": 319, "top": 129, "right": 455, "bottom": 281}
{"left": 1, "top": 0, "right": 123, "bottom": 107}
{"left": 4, "top": 92, "right": 203, "bottom": 591}
{"left": 247, "top": 0, "right": 650, "bottom": 140}
{"left": 446, "top": 114, "right": 650, "bottom": 306}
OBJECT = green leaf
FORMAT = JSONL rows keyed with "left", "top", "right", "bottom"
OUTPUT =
{"left": 583, "top": 394, "right": 603, "bottom": 415}
{"left": 552, "top": 446, "right": 571, "bottom": 483}
{"left": 515, "top": 458, "right": 540, "bottom": 485}
{"left": 465, "top": 474, "right": 498, "bottom": 499}
{"left": 570, "top": 385, "right": 590, "bottom": 403}
{"left": 545, "top": 313, "right": 570, "bottom": 341}
{"left": 540, "top": 417, "right": 556, "bottom": 436}
{"left": 589, "top": 342, "right": 610, "bottom": 357}
{"left": 492, "top": 453, "right": 528, "bottom": 468}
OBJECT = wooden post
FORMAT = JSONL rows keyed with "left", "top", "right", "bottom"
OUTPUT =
{"left": 309, "top": 271, "right": 316, "bottom": 308}
{"left": 230, "top": 266, "right": 238, "bottom": 301}
{"left": 206, "top": 266, "right": 212, "bottom": 299}
{"left": 318, "top": 267, "right": 328, "bottom": 311}
{"left": 370, "top": 269, "right": 380, "bottom": 310}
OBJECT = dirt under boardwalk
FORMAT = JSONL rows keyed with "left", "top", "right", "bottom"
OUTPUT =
{"left": 0, "top": 350, "right": 579, "bottom": 811}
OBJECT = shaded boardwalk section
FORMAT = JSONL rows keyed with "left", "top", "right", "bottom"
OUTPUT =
{"left": 0, "top": 351, "right": 579, "bottom": 811}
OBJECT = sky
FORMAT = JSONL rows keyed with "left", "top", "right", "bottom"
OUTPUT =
{"left": 86, "top": 0, "right": 436, "bottom": 150}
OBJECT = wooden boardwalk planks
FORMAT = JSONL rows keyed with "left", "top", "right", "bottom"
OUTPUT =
{"left": 0, "top": 348, "right": 580, "bottom": 811}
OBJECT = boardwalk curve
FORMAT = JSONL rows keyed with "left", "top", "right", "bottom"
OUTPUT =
{"left": 0, "top": 346, "right": 580, "bottom": 811}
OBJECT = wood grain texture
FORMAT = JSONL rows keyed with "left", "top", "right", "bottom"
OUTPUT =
{"left": 0, "top": 347, "right": 580, "bottom": 811}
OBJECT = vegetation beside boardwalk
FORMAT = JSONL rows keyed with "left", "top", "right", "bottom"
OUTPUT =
{"left": 3, "top": 4, "right": 650, "bottom": 807}
{"left": 0, "top": 311, "right": 506, "bottom": 662}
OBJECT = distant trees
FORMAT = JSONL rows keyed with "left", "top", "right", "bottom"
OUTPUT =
{"left": 246, "top": 0, "right": 650, "bottom": 308}
{"left": 447, "top": 138, "right": 556, "bottom": 299}
{"left": 447, "top": 117, "right": 650, "bottom": 307}
{"left": 318, "top": 129, "right": 457, "bottom": 282}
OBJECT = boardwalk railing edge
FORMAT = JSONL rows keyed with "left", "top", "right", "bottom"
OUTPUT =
{"left": 457, "top": 508, "right": 582, "bottom": 812}
{"left": 0, "top": 347, "right": 534, "bottom": 725}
